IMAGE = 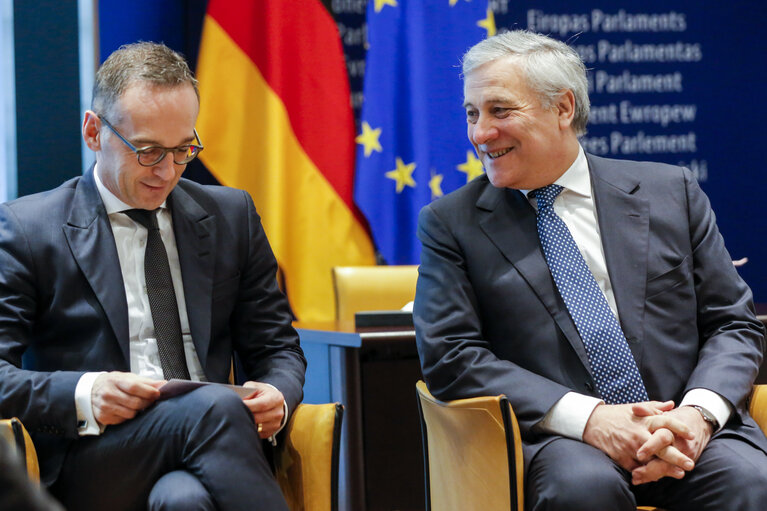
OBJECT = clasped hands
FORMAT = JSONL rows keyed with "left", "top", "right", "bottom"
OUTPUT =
{"left": 582, "top": 400, "right": 713, "bottom": 485}
{"left": 91, "top": 372, "right": 285, "bottom": 439}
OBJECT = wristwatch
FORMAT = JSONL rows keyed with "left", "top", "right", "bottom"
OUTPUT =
{"left": 687, "top": 404, "right": 719, "bottom": 432}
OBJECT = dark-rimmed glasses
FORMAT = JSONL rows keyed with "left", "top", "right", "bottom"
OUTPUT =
{"left": 99, "top": 115, "right": 204, "bottom": 167}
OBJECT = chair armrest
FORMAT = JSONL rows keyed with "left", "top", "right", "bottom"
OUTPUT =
{"left": 749, "top": 385, "right": 767, "bottom": 437}
{"left": 0, "top": 418, "right": 40, "bottom": 483}
{"left": 274, "top": 403, "right": 344, "bottom": 511}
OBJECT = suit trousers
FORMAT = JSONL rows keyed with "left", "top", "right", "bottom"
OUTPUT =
{"left": 50, "top": 385, "right": 288, "bottom": 511}
{"left": 525, "top": 435, "right": 767, "bottom": 511}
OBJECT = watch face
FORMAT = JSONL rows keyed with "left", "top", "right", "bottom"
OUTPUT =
{"left": 692, "top": 405, "right": 718, "bottom": 429}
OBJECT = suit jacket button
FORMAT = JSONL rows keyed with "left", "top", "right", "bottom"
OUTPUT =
{"left": 585, "top": 381, "right": 594, "bottom": 392}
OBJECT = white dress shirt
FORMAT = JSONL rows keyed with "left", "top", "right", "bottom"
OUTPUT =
{"left": 74, "top": 166, "right": 205, "bottom": 435}
{"left": 529, "top": 146, "right": 732, "bottom": 439}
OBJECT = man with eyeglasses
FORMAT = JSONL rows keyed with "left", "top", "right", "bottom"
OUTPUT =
{"left": 0, "top": 42, "right": 305, "bottom": 511}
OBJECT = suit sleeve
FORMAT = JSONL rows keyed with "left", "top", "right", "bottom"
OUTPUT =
{"left": 414, "top": 203, "right": 573, "bottom": 434}
{"left": 0, "top": 204, "right": 82, "bottom": 438}
{"left": 682, "top": 169, "right": 765, "bottom": 418}
{"left": 230, "top": 191, "right": 306, "bottom": 415}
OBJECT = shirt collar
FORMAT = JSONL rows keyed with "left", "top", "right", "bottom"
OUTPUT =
{"left": 522, "top": 144, "right": 590, "bottom": 199}
{"left": 553, "top": 144, "right": 590, "bottom": 198}
{"left": 93, "top": 164, "right": 167, "bottom": 214}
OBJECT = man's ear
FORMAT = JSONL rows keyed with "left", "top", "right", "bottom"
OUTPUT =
{"left": 82, "top": 110, "right": 101, "bottom": 151}
{"left": 555, "top": 89, "right": 576, "bottom": 130}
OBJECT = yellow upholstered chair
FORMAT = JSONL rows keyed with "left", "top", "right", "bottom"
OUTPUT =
{"left": 415, "top": 380, "right": 524, "bottom": 511}
{"left": 0, "top": 417, "right": 40, "bottom": 483}
{"left": 1, "top": 402, "right": 343, "bottom": 511}
{"left": 749, "top": 384, "right": 767, "bottom": 437}
{"left": 416, "top": 380, "right": 767, "bottom": 511}
{"left": 275, "top": 402, "right": 344, "bottom": 511}
{"left": 331, "top": 265, "right": 419, "bottom": 321}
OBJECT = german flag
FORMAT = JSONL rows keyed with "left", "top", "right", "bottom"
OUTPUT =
{"left": 196, "top": 0, "right": 375, "bottom": 321}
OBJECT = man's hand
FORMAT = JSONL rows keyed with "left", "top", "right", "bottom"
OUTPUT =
{"left": 242, "top": 381, "right": 285, "bottom": 439}
{"left": 631, "top": 405, "right": 713, "bottom": 485}
{"left": 582, "top": 401, "right": 694, "bottom": 474}
{"left": 92, "top": 372, "right": 164, "bottom": 426}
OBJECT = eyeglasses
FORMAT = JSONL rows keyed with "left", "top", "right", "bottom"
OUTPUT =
{"left": 98, "top": 115, "right": 204, "bottom": 167}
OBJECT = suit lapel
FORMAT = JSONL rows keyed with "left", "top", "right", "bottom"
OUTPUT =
{"left": 588, "top": 154, "right": 649, "bottom": 362}
{"left": 476, "top": 183, "right": 593, "bottom": 372}
{"left": 168, "top": 184, "right": 215, "bottom": 366}
{"left": 62, "top": 169, "right": 130, "bottom": 363}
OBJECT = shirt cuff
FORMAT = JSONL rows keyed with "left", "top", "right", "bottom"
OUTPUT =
{"left": 535, "top": 392, "right": 604, "bottom": 440}
{"left": 263, "top": 383, "right": 290, "bottom": 446}
{"left": 74, "top": 372, "right": 106, "bottom": 436}
{"left": 680, "top": 388, "right": 733, "bottom": 432}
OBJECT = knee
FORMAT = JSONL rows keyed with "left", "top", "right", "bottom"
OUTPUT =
{"left": 710, "top": 453, "right": 767, "bottom": 500}
{"left": 527, "top": 441, "right": 635, "bottom": 511}
{"left": 148, "top": 470, "right": 215, "bottom": 511}
{"left": 535, "top": 466, "right": 633, "bottom": 511}
{"left": 179, "top": 385, "right": 254, "bottom": 426}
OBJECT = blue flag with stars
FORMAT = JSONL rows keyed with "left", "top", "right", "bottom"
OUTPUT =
{"left": 354, "top": 0, "right": 492, "bottom": 264}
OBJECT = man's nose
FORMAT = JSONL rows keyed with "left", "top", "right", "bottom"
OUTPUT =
{"left": 153, "top": 153, "right": 178, "bottom": 180}
{"left": 471, "top": 115, "right": 497, "bottom": 145}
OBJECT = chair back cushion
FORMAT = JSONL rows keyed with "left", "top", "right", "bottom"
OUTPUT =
{"left": 332, "top": 266, "right": 418, "bottom": 321}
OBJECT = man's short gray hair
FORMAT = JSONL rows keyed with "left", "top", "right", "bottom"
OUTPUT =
{"left": 92, "top": 41, "right": 199, "bottom": 118}
{"left": 462, "top": 30, "right": 590, "bottom": 135}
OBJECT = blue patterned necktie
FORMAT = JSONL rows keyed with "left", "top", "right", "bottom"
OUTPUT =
{"left": 532, "top": 185, "right": 648, "bottom": 404}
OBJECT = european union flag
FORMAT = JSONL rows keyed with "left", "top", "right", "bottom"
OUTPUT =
{"left": 354, "top": 0, "right": 492, "bottom": 264}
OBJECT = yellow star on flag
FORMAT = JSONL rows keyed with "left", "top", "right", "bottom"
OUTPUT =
{"left": 448, "top": 0, "right": 467, "bottom": 5}
{"left": 429, "top": 172, "right": 444, "bottom": 199}
{"left": 457, "top": 151, "right": 485, "bottom": 183}
{"left": 386, "top": 157, "right": 417, "bottom": 193}
{"left": 356, "top": 121, "right": 383, "bottom": 157}
{"left": 374, "top": 0, "right": 397, "bottom": 13}
{"left": 477, "top": 9, "right": 497, "bottom": 37}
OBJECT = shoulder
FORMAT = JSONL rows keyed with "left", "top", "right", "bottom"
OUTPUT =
{"left": 422, "top": 174, "right": 495, "bottom": 218}
{"left": 171, "top": 180, "right": 264, "bottom": 244}
{"left": 175, "top": 178, "right": 248, "bottom": 201}
{"left": 587, "top": 153, "right": 689, "bottom": 186}
{"left": 587, "top": 153, "right": 707, "bottom": 223}
{"left": 416, "top": 174, "right": 520, "bottom": 246}
{"left": 173, "top": 178, "right": 254, "bottom": 213}
{"left": 0, "top": 177, "right": 84, "bottom": 264}
{"left": 1, "top": 176, "right": 81, "bottom": 223}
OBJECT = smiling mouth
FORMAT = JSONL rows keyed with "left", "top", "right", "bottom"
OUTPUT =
{"left": 487, "top": 147, "right": 512, "bottom": 159}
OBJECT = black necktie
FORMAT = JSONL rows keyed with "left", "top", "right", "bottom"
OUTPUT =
{"left": 124, "top": 209, "right": 191, "bottom": 380}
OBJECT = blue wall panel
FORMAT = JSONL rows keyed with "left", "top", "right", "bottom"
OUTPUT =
{"left": 14, "top": 0, "right": 82, "bottom": 196}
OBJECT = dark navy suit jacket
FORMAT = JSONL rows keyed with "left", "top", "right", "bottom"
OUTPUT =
{"left": 414, "top": 154, "right": 767, "bottom": 467}
{"left": 0, "top": 169, "right": 306, "bottom": 485}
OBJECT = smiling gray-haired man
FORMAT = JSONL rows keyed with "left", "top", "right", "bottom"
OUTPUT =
{"left": 415, "top": 30, "right": 767, "bottom": 510}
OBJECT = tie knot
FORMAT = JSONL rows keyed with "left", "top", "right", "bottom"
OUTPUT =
{"left": 532, "top": 184, "right": 563, "bottom": 209}
{"left": 124, "top": 208, "right": 160, "bottom": 230}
